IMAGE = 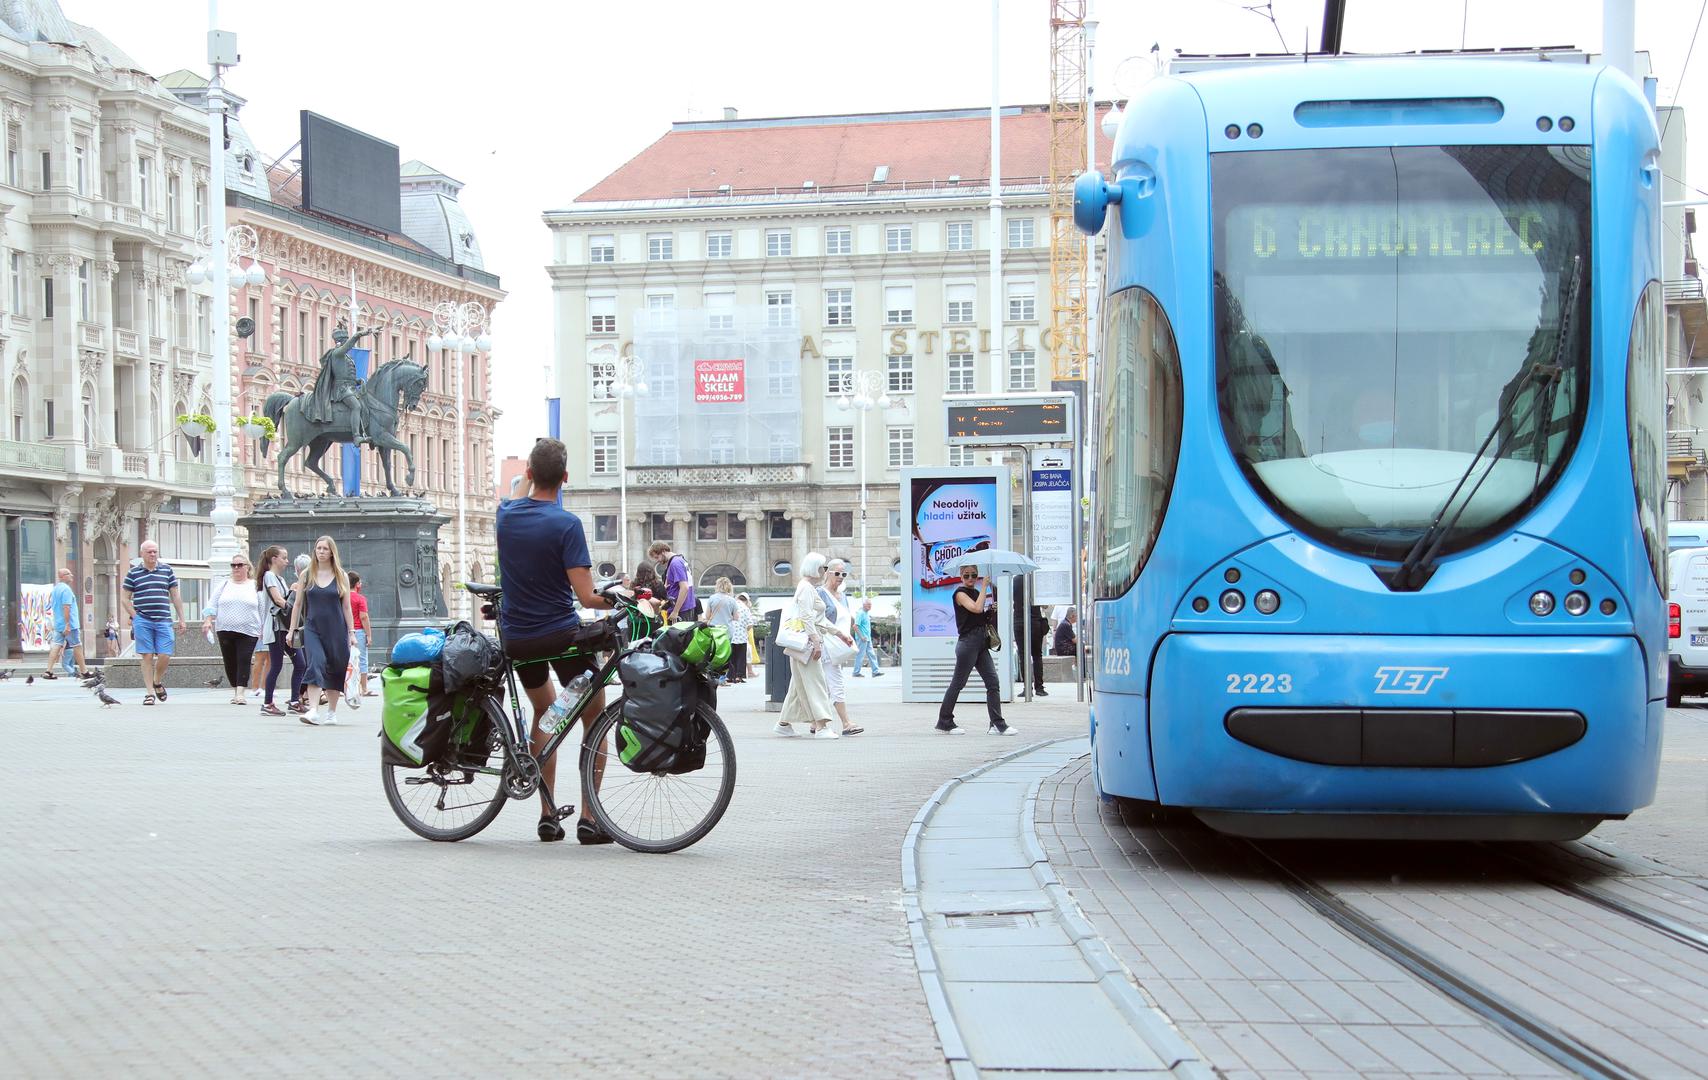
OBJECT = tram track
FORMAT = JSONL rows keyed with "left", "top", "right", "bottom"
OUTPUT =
{"left": 1487, "top": 844, "right": 1708, "bottom": 959}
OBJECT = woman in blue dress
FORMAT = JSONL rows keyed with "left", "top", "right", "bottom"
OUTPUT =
{"left": 286, "top": 534, "right": 356, "bottom": 727}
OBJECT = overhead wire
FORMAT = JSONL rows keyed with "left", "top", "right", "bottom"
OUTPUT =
{"left": 1661, "top": 0, "right": 1708, "bottom": 146}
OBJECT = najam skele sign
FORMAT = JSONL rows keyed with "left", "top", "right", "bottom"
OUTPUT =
{"left": 693, "top": 358, "right": 746, "bottom": 403}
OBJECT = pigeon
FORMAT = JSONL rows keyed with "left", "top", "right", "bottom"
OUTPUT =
{"left": 80, "top": 671, "right": 104, "bottom": 685}
{"left": 95, "top": 686, "right": 120, "bottom": 708}
{"left": 207, "top": 677, "right": 223, "bottom": 688}
{"left": 0, "top": 669, "right": 12, "bottom": 680}
{"left": 25, "top": 675, "right": 34, "bottom": 685}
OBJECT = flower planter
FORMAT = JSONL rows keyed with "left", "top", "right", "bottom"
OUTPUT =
{"left": 240, "top": 423, "right": 268, "bottom": 439}
{"left": 179, "top": 421, "right": 209, "bottom": 437}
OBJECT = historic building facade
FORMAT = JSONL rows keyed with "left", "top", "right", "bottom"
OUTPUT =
{"left": 546, "top": 105, "right": 1106, "bottom": 594}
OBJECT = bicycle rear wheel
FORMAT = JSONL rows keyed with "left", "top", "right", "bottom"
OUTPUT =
{"left": 581, "top": 701, "right": 735, "bottom": 853}
{"left": 381, "top": 695, "right": 511, "bottom": 841}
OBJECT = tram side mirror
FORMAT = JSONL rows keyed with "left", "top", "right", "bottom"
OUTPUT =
{"left": 1073, "top": 166, "right": 1156, "bottom": 236}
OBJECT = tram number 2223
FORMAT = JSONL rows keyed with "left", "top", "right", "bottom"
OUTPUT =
{"left": 1102, "top": 647, "right": 1132, "bottom": 676}
{"left": 1226, "top": 673, "right": 1293, "bottom": 694}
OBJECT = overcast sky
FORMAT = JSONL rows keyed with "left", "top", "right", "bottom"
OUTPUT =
{"left": 73, "top": 0, "right": 1708, "bottom": 471}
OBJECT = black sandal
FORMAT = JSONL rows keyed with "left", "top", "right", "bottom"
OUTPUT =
{"left": 537, "top": 817, "right": 565, "bottom": 842}
{"left": 154, "top": 684, "right": 167, "bottom": 702}
{"left": 576, "top": 819, "right": 615, "bottom": 846}
{"left": 142, "top": 694, "right": 156, "bottom": 706}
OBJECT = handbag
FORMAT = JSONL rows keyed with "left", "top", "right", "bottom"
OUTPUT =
{"left": 774, "top": 616, "right": 811, "bottom": 654}
{"left": 986, "top": 625, "right": 1001, "bottom": 652}
{"left": 824, "top": 633, "right": 855, "bottom": 665}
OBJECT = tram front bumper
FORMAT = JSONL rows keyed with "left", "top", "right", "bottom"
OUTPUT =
{"left": 1143, "top": 633, "right": 1662, "bottom": 817}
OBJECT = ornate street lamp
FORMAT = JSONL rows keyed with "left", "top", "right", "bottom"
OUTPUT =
{"left": 836, "top": 369, "right": 890, "bottom": 597}
{"left": 429, "top": 300, "right": 492, "bottom": 618}
{"left": 611, "top": 356, "right": 648, "bottom": 574}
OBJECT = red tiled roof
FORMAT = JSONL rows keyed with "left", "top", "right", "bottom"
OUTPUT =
{"left": 576, "top": 104, "right": 1115, "bottom": 202}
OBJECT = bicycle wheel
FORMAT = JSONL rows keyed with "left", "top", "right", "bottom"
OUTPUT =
{"left": 381, "top": 695, "right": 511, "bottom": 841}
{"left": 581, "top": 701, "right": 735, "bottom": 853}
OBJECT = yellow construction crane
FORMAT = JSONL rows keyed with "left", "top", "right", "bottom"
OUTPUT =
{"left": 1047, "top": 0, "right": 1090, "bottom": 386}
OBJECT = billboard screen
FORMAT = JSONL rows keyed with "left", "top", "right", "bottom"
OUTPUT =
{"left": 908, "top": 477, "right": 999, "bottom": 637}
{"left": 300, "top": 111, "right": 402, "bottom": 234}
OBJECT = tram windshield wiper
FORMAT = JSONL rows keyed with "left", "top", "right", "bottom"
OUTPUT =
{"left": 1382, "top": 256, "right": 1582, "bottom": 593}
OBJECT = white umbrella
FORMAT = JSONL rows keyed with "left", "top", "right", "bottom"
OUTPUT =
{"left": 955, "top": 548, "right": 1038, "bottom": 575}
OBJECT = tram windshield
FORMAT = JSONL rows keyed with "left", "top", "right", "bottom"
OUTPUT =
{"left": 1213, "top": 145, "right": 1592, "bottom": 561}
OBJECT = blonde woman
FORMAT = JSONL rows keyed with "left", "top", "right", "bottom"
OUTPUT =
{"left": 702, "top": 577, "right": 742, "bottom": 683}
{"left": 775, "top": 552, "right": 853, "bottom": 739}
{"left": 286, "top": 535, "right": 357, "bottom": 726}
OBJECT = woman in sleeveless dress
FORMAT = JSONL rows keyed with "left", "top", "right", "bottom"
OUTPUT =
{"left": 286, "top": 535, "right": 356, "bottom": 727}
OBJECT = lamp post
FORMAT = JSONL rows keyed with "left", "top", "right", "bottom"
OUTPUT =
{"left": 612, "top": 356, "right": 648, "bottom": 574}
{"left": 429, "top": 300, "right": 492, "bottom": 619}
{"left": 836, "top": 369, "right": 890, "bottom": 597}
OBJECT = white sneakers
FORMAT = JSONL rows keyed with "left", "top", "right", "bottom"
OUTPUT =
{"left": 990, "top": 724, "right": 1017, "bottom": 736}
{"left": 322, "top": 712, "right": 339, "bottom": 726}
{"left": 813, "top": 726, "right": 840, "bottom": 739}
{"left": 299, "top": 709, "right": 320, "bottom": 726}
{"left": 773, "top": 721, "right": 799, "bottom": 738}
{"left": 774, "top": 721, "right": 843, "bottom": 740}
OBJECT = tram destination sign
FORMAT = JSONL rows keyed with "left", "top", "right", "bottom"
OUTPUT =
{"left": 944, "top": 394, "right": 1076, "bottom": 446}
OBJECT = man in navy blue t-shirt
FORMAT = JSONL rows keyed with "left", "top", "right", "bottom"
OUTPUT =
{"left": 496, "top": 437, "right": 618, "bottom": 844}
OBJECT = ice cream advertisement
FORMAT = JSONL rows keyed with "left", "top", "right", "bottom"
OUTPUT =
{"left": 910, "top": 478, "right": 998, "bottom": 637}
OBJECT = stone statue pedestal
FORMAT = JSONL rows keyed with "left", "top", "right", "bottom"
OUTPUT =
{"left": 240, "top": 495, "right": 449, "bottom": 664}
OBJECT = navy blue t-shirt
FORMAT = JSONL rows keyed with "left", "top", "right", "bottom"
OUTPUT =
{"left": 496, "top": 497, "right": 590, "bottom": 639}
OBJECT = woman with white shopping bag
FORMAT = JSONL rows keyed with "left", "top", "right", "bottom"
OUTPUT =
{"left": 817, "top": 558, "right": 863, "bottom": 736}
{"left": 774, "top": 552, "right": 853, "bottom": 739}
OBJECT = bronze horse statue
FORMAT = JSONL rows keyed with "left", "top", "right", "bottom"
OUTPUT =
{"left": 261, "top": 357, "right": 429, "bottom": 498}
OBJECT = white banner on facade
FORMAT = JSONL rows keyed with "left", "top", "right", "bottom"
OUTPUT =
{"left": 1030, "top": 450, "right": 1074, "bottom": 606}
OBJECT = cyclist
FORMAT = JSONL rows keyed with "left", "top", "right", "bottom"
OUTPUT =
{"left": 497, "top": 438, "right": 620, "bottom": 844}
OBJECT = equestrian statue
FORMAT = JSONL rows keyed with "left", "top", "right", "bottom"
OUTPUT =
{"left": 261, "top": 325, "right": 430, "bottom": 498}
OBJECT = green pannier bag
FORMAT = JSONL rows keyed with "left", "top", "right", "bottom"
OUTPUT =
{"left": 381, "top": 664, "right": 434, "bottom": 765}
{"left": 382, "top": 664, "right": 491, "bottom": 768}
{"left": 680, "top": 624, "right": 731, "bottom": 673}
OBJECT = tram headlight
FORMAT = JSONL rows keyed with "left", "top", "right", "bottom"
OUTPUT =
{"left": 1529, "top": 591, "right": 1556, "bottom": 616}
{"left": 1254, "top": 589, "right": 1280, "bottom": 615}
{"left": 1564, "top": 591, "right": 1590, "bottom": 617}
{"left": 1219, "top": 589, "right": 1245, "bottom": 614}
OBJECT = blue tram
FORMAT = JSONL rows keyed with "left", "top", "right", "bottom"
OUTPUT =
{"left": 1073, "top": 57, "right": 1666, "bottom": 839}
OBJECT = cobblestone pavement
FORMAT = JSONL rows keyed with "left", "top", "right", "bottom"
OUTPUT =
{"left": 1, "top": 672, "right": 1088, "bottom": 1078}
{"left": 1036, "top": 710, "right": 1708, "bottom": 1079}
{"left": 1594, "top": 705, "right": 1708, "bottom": 882}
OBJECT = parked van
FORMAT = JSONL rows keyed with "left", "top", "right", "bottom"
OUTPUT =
{"left": 1668, "top": 521, "right": 1708, "bottom": 551}
{"left": 1667, "top": 546, "right": 1708, "bottom": 706}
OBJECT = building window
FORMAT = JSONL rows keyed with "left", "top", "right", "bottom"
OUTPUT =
{"left": 825, "top": 287, "right": 852, "bottom": 327}
{"left": 589, "top": 234, "right": 614, "bottom": 262}
{"left": 830, "top": 510, "right": 854, "bottom": 538}
{"left": 767, "top": 510, "right": 791, "bottom": 540}
{"left": 949, "top": 445, "right": 977, "bottom": 467}
{"left": 884, "top": 284, "right": 913, "bottom": 325}
{"left": 887, "top": 353, "right": 914, "bottom": 394}
{"left": 73, "top": 138, "right": 87, "bottom": 195}
{"left": 887, "top": 426, "right": 914, "bottom": 468}
{"left": 10, "top": 376, "right": 24, "bottom": 439}
{"left": 9, "top": 252, "right": 24, "bottom": 315}
{"left": 767, "top": 357, "right": 793, "bottom": 396}
{"left": 1007, "top": 281, "right": 1036, "bottom": 322}
{"left": 827, "top": 425, "right": 854, "bottom": 470}
{"left": 589, "top": 295, "right": 616, "bottom": 334}
{"left": 708, "top": 430, "right": 735, "bottom": 464}
{"left": 697, "top": 512, "right": 719, "bottom": 540}
{"left": 728, "top": 513, "right": 747, "bottom": 540}
{"left": 137, "top": 157, "right": 153, "bottom": 211}
{"left": 595, "top": 514, "right": 618, "bottom": 543}
{"left": 77, "top": 260, "right": 92, "bottom": 321}
{"left": 197, "top": 298, "right": 211, "bottom": 351}
{"left": 765, "top": 289, "right": 794, "bottom": 328}
{"left": 947, "top": 353, "right": 976, "bottom": 394}
{"left": 706, "top": 231, "right": 732, "bottom": 259}
{"left": 646, "top": 293, "right": 675, "bottom": 329}
{"left": 592, "top": 433, "right": 618, "bottom": 474}
{"left": 42, "top": 276, "right": 52, "bottom": 319}
{"left": 39, "top": 150, "right": 49, "bottom": 191}
{"left": 885, "top": 224, "right": 912, "bottom": 253}
{"left": 5, "top": 123, "right": 17, "bottom": 187}
{"left": 647, "top": 233, "right": 673, "bottom": 261}
{"left": 194, "top": 182, "right": 208, "bottom": 231}
{"left": 825, "top": 355, "right": 852, "bottom": 395}
{"left": 825, "top": 227, "right": 852, "bottom": 255}
{"left": 768, "top": 432, "right": 792, "bottom": 464}
{"left": 705, "top": 290, "right": 734, "bottom": 332}
{"left": 1008, "top": 349, "right": 1037, "bottom": 391}
{"left": 947, "top": 221, "right": 974, "bottom": 251}
{"left": 167, "top": 173, "right": 181, "bottom": 228}
{"left": 650, "top": 512, "right": 672, "bottom": 541}
{"left": 590, "top": 361, "right": 615, "bottom": 401}
{"left": 1007, "top": 217, "right": 1035, "bottom": 248}
{"left": 45, "top": 398, "right": 55, "bottom": 438}
{"left": 946, "top": 283, "right": 975, "bottom": 324}
{"left": 766, "top": 228, "right": 792, "bottom": 257}
{"left": 246, "top": 297, "right": 261, "bottom": 352}
{"left": 296, "top": 311, "right": 308, "bottom": 361}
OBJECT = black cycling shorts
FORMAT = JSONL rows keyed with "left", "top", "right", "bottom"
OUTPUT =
{"left": 505, "top": 622, "right": 612, "bottom": 691}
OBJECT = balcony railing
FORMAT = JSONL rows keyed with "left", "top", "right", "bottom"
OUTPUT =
{"left": 1666, "top": 278, "right": 1705, "bottom": 303}
{"left": 149, "top": 336, "right": 166, "bottom": 360}
{"left": 79, "top": 322, "right": 105, "bottom": 350}
{"left": 0, "top": 440, "right": 68, "bottom": 472}
{"left": 629, "top": 463, "right": 809, "bottom": 487}
{"left": 174, "top": 460, "right": 213, "bottom": 488}
{"left": 116, "top": 328, "right": 142, "bottom": 358}
{"left": 1669, "top": 433, "right": 1707, "bottom": 469}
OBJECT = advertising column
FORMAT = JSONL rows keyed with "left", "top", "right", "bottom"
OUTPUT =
{"left": 900, "top": 466, "right": 1011, "bottom": 703}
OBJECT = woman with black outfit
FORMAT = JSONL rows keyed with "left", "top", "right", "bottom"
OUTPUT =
{"left": 936, "top": 564, "right": 1014, "bottom": 735}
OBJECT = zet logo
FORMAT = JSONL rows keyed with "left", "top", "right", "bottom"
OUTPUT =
{"left": 1372, "top": 666, "right": 1449, "bottom": 694}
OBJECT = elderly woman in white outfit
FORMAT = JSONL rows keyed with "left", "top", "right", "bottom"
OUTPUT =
{"left": 818, "top": 558, "right": 863, "bottom": 736}
{"left": 775, "top": 552, "right": 853, "bottom": 739}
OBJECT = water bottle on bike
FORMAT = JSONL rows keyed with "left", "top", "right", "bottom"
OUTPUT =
{"left": 539, "top": 671, "right": 594, "bottom": 736}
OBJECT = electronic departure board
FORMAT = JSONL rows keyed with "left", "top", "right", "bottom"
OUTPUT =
{"left": 944, "top": 395, "right": 1075, "bottom": 445}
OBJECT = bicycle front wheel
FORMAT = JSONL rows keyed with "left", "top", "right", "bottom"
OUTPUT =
{"left": 581, "top": 701, "right": 735, "bottom": 853}
{"left": 381, "top": 695, "right": 511, "bottom": 841}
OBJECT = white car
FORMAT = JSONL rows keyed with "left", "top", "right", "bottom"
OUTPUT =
{"left": 1667, "top": 545, "right": 1708, "bottom": 706}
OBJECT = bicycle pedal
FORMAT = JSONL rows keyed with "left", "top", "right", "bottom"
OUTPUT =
{"left": 552, "top": 804, "right": 577, "bottom": 822}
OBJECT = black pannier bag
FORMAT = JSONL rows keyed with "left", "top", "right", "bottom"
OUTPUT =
{"left": 615, "top": 645, "right": 708, "bottom": 774}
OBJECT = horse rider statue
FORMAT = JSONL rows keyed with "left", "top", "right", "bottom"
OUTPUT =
{"left": 306, "top": 325, "right": 380, "bottom": 444}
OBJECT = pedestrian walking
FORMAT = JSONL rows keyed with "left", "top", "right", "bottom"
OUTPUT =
{"left": 102, "top": 615, "right": 118, "bottom": 658}
{"left": 348, "top": 570, "right": 375, "bottom": 697}
{"left": 257, "top": 546, "right": 308, "bottom": 717}
{"left": 122, "top": 540, "right": 185, "bottom": 707}
{"left": 202, "top": 552, "right": 262, "bottom": 704}
{"left": 1013, "top": 593, "right": 1050, "bottom": 697}
{"left": 819, "top": 559, "right": 863, "bottom": 736}
{"left": 850, "top": 597, "right": 883, "bottom": 678}
{"left": 286, "top": 535, "right": 357, "bottom": 726}
{"left": 649, "top": 540, "right": 697, "bottom": 624}
{"left": 937, "top": 564, "right": 1013, "bottom": 735}
{"left": 775, "top": 552, "right": 852, "bottom": 739}
{"left": 728, "top": 592, "right": 756, "bottom": 683}
{"left": 44, "top": 568, "right": 91, "bottom": 679}
{"left": 702, "top": 577, "right": 743, "bottom": 683}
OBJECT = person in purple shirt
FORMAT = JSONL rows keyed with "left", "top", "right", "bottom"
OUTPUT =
{"left": 649, "top": 540, "right": 697, "bottom": 624}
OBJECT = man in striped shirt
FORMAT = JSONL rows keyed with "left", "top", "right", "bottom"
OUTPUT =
{"left": 122, "top": 540, "right": 184, "bottom": 706}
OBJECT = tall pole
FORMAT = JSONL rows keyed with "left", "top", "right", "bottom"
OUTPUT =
{"left": 455, "top": 344, "right": 467, "bottom": 618}
{"left": 858, "top": 401, "right": 868, "bottom": 597}
{"left": 989, "top": 0, "right": 1005, "bottom": 393}
{"left": 1603, "top": 0, "right": 1636, "bottom": 80}
{"left": 618, "top": 390, "right": 628, "bottom": 574}
{"left": 1079, "top": 12, "right": 1099, "bottom": 704}
{"left": 205, "top": 0, "right": 238, "bottom": 564}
